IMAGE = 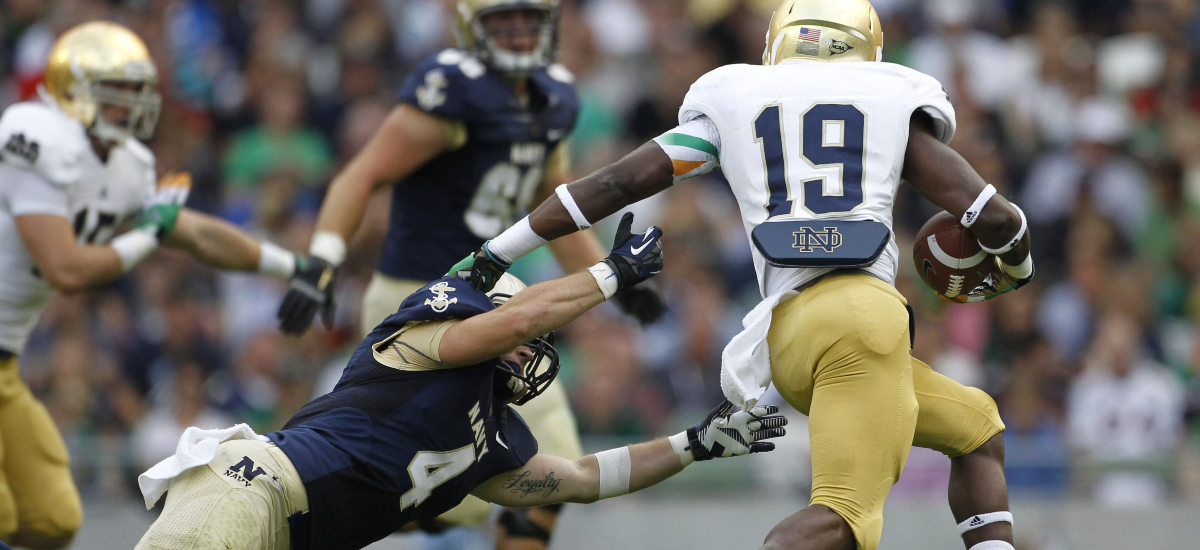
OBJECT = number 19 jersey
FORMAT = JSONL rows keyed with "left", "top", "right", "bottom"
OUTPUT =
{"left": 656, "top": 61, "right": 956, "bottom": 298}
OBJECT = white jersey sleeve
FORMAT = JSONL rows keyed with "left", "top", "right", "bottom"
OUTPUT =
{"left": 0, "top": 102, "right": 89, "bottom": 187}
{"left": 652, "top": 116, "right": 721, "bottom": 183}
{"left": 904, "top": 70, "right": 957, "bottom": 144}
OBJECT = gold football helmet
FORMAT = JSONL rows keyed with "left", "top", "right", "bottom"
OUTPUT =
{"left": 454, "top": 0, "right": 559, "bottom": 74}
{"left": 762, "top": 0, "right": 883, "bottom": 65}
{"left": 43, "top": 21, "right": 161, "bottom": 142}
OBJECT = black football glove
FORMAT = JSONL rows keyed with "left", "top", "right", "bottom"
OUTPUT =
{"left": 603, "top": 212, "right": 664, "bottom": 291}
{"left": 686, "top": 400, "right": 787, "bottom": 461}
{"left": 612, "top": 284, "right": 667, "bottom": 324}
{"left": 277, "top": 255, "right": 337, "bottom": 335}
{"left": 447, "top": 241, "right": 511, "bottom": 292}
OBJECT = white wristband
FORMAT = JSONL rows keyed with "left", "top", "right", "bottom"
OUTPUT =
{"left": 978, "top": 203, "right": 1027, "bottom": 255}
{"left": 588, "top": 262, "right": 619, "bottom": 299}
{"left": 556, "top": 185, "right": 592, "bottom": 230}
{"left": 110, "top": 229, "right": 159, "bottom": 272}
{"left": 487, "top": 218, "right": 546, "bottom": 264}
{"left": 595, "top": 447, "right": 632, "bottom": 499}
{"left": 258, "top": 242, "right": 297, "bottom": 280}
{"left": 1000, "top": 253, "right": 1033, "bottom": 280}
{"left": 668, "top": 432, "right": 695, "bottom": 467}
{"left": 968, "top": 542, "right": 1014, "bottom": 550}
{"left": 957, "top": 511, "right": 1013, "bottom": 535}
{"left": 309, "top": 231, "right": 347, "bottom": 265}
{"left": 960, "top": 184, "right": 997, "bottom": 228}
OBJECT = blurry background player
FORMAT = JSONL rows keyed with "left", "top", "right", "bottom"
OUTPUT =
{"left": 464, "top": 1, "right": 1035, "bottom": 549}
{"left": 137, "top": 215, "right": 786, "bottom": 550}
{"left": 275, "top": 0, "right": 664, "bottom": 546}
{"left": 0, "top": 22, "right": 309, "bottom": 550}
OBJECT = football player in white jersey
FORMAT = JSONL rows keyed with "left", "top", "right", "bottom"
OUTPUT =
{"left": 0, "top": 22, "right": 307, "bottom": 549}
{"left": 454, "top": 1, "right": 1035, "bottom": 549}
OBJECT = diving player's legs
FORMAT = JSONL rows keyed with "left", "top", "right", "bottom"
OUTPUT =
{"left": 0, "top": 355, "right": 81, "bottom": 549}
{"left": 359, "top": 271, "right": 583, "bottom": 547}
{"left": 135, "top": 439, "right": 307, "bottom": 550}
{"left": 763, "top": 274, "right": 918, "bottom": 550}
{"left": 910, "top": 359, "right": 1013, "bottom": 549}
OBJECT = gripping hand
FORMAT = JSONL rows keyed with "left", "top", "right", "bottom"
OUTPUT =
{"left": 946, "top": 256, "right": 1035, "bottom": 304}
{"left": 612, "top": 285, "right": 667, "bottom": 324}
{"left": 448, "top": 241, "right": 511, "bottom": 292}
{"left": 602, "top": 212, "right": 664, "bottom": 291}
{"left": 686, "top": 400, "right": 787, "bottom": 461}
{"left": 138, "top": 172, "right": 192, "bottom": 239}
{"left": 278, "top": 255, "right": 337, "bottom": 335}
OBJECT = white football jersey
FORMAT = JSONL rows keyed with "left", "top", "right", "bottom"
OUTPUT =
{"left": 0, "top": 101, "right": 156, "bottom": 352}
{"left": 661, "top": 61, "right": 955, "bottom": 298}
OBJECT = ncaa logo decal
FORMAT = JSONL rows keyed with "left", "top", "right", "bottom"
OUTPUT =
{"left": 829, "top": 40, "right": 854, "bottom": 56}
{"left": 424, "top": 281, "right": 459, "bottom": 312}
{"left": 792, "top": 227, "right": 843, "bottom": 253}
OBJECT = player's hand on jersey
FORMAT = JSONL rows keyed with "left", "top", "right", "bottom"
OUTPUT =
{"left": 603, "top": 212, "right": 664, "bottom": 291}
{"left": 449, "top": 241, "right": 511, "bottom": 292}
{"left": 138, "top": 171, "right": 192, "bottom": 239}
{"left": 612, "top": 285, "right": 667, "bottom": 324}
{"left": 278, "top": 254, "right": 337, "bottom": 335}
{"left": 687, "top": 400, "right": 787, "bottom": 461}
{"left": 949, "top": 256, "right": 1036, "bottom": 304}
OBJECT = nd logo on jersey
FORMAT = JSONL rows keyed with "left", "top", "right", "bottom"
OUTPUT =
{"left": 792, "top": 227, "right": 843, "bottom": 253}
{"left": 424, "top": 281, "right": 458, "bottom": 312}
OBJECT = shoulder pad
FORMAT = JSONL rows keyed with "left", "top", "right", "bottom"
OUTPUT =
{"left": 678, "top": 65, "right": 745, "bottom": 125}
{"left": 884, "top": 64, "right": 957, "bottom": 144}
{"left": 546, "top": 63, "right": 574, "bottom": 84}
{"left": 398, "top": 276, "right": 495, "bottom": 319}
{"left": 0, "top": 102, "right": 87, "bottom": 186}
{"left": 398, "top": 49, "right": 487, "bottom": 121}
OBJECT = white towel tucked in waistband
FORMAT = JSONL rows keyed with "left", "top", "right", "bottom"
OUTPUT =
{"left": 720, "top": 289, "right": 798, "bottom": 410}
{"left": 137, "top": 423, "right": 269, "bottom": 509}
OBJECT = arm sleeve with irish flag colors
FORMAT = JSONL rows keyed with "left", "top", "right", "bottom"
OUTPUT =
{"left": 653, "top": 116, "right": 721, "bottom": 184}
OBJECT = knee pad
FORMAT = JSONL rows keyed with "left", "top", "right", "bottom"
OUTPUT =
{"left": 498, "top": 507, "right": 553, "bottom": 543}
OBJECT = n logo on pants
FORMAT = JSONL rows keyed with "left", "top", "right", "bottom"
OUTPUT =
{"left": 225, "top": 456, "right": 267, "bottom": 487}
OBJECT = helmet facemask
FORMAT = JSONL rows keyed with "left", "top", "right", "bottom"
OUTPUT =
{"left": 87, "top": 78, "right": 162, "bottom": 143}
{"left": 494, "top": 333, "right": 561, "bottom": 405}
{"left": 462, "top": 4, "right": 558, "bottom": 74}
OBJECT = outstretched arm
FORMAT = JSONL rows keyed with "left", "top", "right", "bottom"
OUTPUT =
{"left": 472, "top": 402, "right": 787, "bottom": 507}
{"left": 440, "top": 212, "right": 663, "bottom": 366}
{"left": 162, "top": 209, "right": 297, "bottom": 280}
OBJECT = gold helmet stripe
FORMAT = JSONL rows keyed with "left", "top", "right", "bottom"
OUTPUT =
{"left": 781, "top": 19, "right": 871, "bottom": 44}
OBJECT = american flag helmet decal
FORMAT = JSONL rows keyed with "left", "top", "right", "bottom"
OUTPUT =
{"left": 798, "top": 27, "right": 821, "bottom": 42}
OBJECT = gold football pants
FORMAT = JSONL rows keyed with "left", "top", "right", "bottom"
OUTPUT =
{"left": 135, "top": 439, "right": 308, "bottom": 550}
{"left": 361, "top": 272, "right": 583, "bottom": 527}
{"left": 0, "top": 356, "right": 82, "bottom": 548}
{"left": 768, "top": 274, "right": 1004, "bottom": 550}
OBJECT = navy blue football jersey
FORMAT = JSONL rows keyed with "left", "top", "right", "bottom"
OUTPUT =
{"left": 267, "top": 277, "right": 538, "bottom": 550}
{"left": 380, "top": 49, "right": 580, "bottom": 281}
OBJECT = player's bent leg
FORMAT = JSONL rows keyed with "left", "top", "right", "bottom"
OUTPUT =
{"left": 761, "top": 505, "right": 853, "bottom": 550}
{"left": 135, "top": 439, "right": 307, "bottom": 550}
{"left": 496, "top": 504, "right": 561, "bottom": 550}
{"left": 910, "top": 359, "right": 1012, "bottom": 549}
{"left": 767, "top": 275, "right": 918, "bottom": 550}
{"left": 360, "top": 273, "right": 431, "bottom": 337}
{"left": 0, "top": 356, "right": 81, "bottom": 550}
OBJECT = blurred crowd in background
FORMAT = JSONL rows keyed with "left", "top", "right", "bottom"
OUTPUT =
{"left": 4, "top": 0, "right": 1200, "bottom": 513}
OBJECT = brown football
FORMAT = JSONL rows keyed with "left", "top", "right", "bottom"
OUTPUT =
{"left": 912, "top": 211, "right": 998, "bottom": 303}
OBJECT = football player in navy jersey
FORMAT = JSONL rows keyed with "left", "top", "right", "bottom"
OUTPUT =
{"left": 137, "top": 216, "right": 786, "bottom": 550}
{"left": 275, "top": 0, "right": 663, "bottom": 544}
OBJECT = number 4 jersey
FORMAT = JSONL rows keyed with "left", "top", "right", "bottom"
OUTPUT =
{"left": 383, "top": 49, "right": 579, "bottom": 281}
{"left": 655, "top": 60, "right": 956, "bottom": 298}
{"left": 0, "top": 100, "right": 155, "bottom": 353}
